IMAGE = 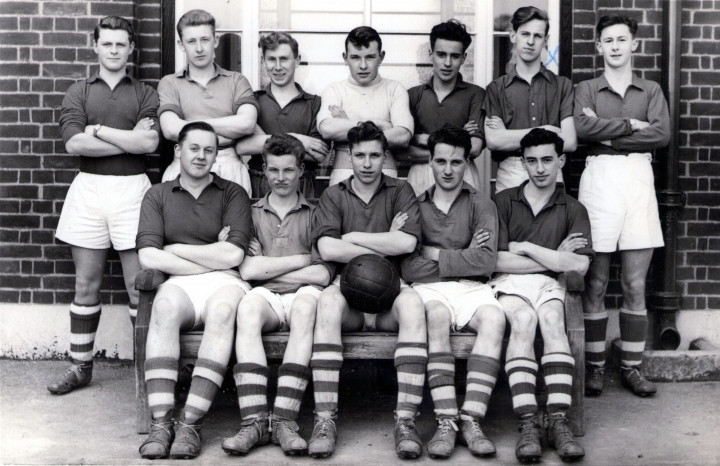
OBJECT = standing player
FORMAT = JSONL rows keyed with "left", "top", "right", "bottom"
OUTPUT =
{"left": 158, "top": 9, "right": 258, "bottom": 194}
{"left": 49, "top": 16, "right": 159, "bottom": 395}
{"left": 317, "top": 27, "right": 414, "bottom": 186}
{"left": 492, "top": 129, "right": 591, "bottom": 462}
{"left": 575, "top": 14, "right": 669, "bottom": 397}
{"left": 403, "top": 20, "right": 487, "bottom": 195}
{"left": 221, "top": 134, "right": 332, "bottom": 457}
{"left": 484, "top": 6, "right": 577, "bottom": 193}
{"left": 137, "top": 122, "right": 252, "bottom": 460}
{"left": 401, "top": 126, "right": 502, "bottom": 459}
{"left": 308, "top": 122, "right": 427, "bottom": 459}
{"left": 234, "top": 32, "right": 330, "bottom": 198}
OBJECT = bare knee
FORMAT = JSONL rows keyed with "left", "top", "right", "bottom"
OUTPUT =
{"left": 75, "top": 275, "right": 102, "bottom": 303}
{"left": 510, "top": 309, "right": 537, "bottom": 336}
{"left": 426, "top": 303, "right": 451, "bottom": 337}
{"left": 206, "top": 301, "right": 237, "bottom": 330}
{"left": 475, "top": 306, "right": 506, "bottom": 339}
{"left": 236, "top": 303, "right": 264, "bottom": 336}
{"left": 290, "top": 300, "right": 316, "bottom": 334}
{"left": 316, "top": 288, "right": 344, "bottom": 328}
{"left": 539, "top": 307, "right": 565, "bottom": 335}
{"left": 151, "top": 296, "right": 184, "bottom": 331}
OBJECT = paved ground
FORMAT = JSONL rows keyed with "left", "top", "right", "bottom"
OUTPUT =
{"left": 1, "top": 360, "right": 719, "bottom": 465}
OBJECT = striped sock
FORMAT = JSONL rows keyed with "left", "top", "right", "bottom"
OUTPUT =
{"left": 182, "top": 358, "right": 227, "bottom": 424}
{"left": 584, "top": 311, "right": 608, "bottom": 368}
{"left": 128, "top": 303, "right": 138, "bottom": 326}
{"left": 427, "top": 352, "right": 458, "bottom": 417}
{"left": 234, "top": 363, "right": 269, "bottom": 420}
{"left": 461, "top": 355, "right": 500, "bottom": 420}
{"left": 395, "top": 342, "right": 428, "bottom": 419}
{"left": 145, "top": 357, "right": 178, "bottom": 420}
{"left": 69, "top": 302, "right": 101, "bottom": 366}
{"left": 273, "top": 363, "right": 311, "bottom": 420}
{"left": 505, "top": 357, "right": 538, "bottom": 418}
{"left": 620, "top": 308, "right": 648, "bottom": 368}
{"left": 310, "top": 344, "right": 343, "bottom": 414}
{"left": 541, "top": 352, "right": 574, "bottom": 415}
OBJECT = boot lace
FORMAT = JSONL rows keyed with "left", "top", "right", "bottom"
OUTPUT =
{"left": 176, "top": 421, "right": 201, "bottom": 442}
{"left": 396, "top": 419, "right": 417, "bottom": 441}
{"left": 547, "top": 414, "right": 573, "bottom": 444}
{"left": 518, "top": 415, "right": 541, "bottom": 443}
{"left": 313, "top": 418, "right": 335, "bottom": 438}
{"left": 436, "top": 418, "right": 458, "bottom": 439}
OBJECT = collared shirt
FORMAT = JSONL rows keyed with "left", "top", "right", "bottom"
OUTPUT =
{"left": 574, "top": 73, "right": 670, "bottom": 156}
{"left": 251, "top": 192, "right": 334, "bottom": 293}
{"left": 312, "top": 174, "right": 422, "bottom": 274}
{"left": 495, "top": 181, "right": 595, "bottom": 279}
{"left": 401, "top": 183, "right": 498, "bottom": 283}
{"left": 136, "top": 175, "right": 252, "bottom": 253}
{"left": 60, "top": 72, "right": 160, "bottom": 176}
{"left": 483, "top": 64, "right": 574, "bottom": 161}
{"left": 316, "top": 75, "right": 414, "bottom": 170}
{"left": 408, "top": 74, "right": 486, "bottom": 143}
{"left": 249, "top": 83, "right": 323, "bottom": 171}
{"left": 157, "top": 64, "right": 258, "bottom": 121}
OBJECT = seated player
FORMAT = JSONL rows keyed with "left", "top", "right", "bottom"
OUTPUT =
{"left": 221, "top": 134, "right": 332, "bottom": 456}
{"left": 159, "top": 9, "right": 258, "bottom": 194}
{"left": 575, "top": 14, "right": 669, "bottom": 398}
{"left": 317, "top": 26, "right": 414, "bottom": 186}
{"left": 491, "top": 128, "right": 592, "bottom": 462}
{"left": 403, "top": 20, "right": 486, "bottom": 195}
{"left": 234, "top": 32, "right": 330, "bottom": 198}
{"left": 136, "top": 122, "right": 253, "bottom": 460}
{"left": 401, "top": 126, "right": 502, "bottom": 459}
{"left": 308, "top": 122, "right": 427, "bottom": 459}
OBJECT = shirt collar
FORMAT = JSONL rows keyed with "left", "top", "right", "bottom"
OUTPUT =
{"left": 339, "top": 174, "right": 398, "bottom": 193}
{"left": 170, "top": 174, "right": 228, "bottom": 191}
{"left": 176, "top": 64, "right": 231, "bottom": 81}
{"left": 505, "top": 64, "right": 553, "bottom": 87}
{"left": 424, "top": 73, "right": 469, "bottom": 91}
{"left": 253, "top": 191, "right": 311, "bottom": 214}
{"left": 347, "top": 73, "right": 382, "bottom": 87}
{"left": 509, "top": 180, "right": 567, "bottom": 209}
{"left": 87, "top": 70, "right": 133, "bottom": 84}
{"left": 418, "top": 182, "right": 476, "bottom": 202}
{"left": 597, "top": 73, "right": 646, "bottom": 93}
{"left": 258, "top": 82, "right": 315, "bottom": 103}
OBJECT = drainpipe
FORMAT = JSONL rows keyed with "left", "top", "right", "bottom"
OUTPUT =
{"left": 649, "top": 0, "right": 684, "bottom": 350}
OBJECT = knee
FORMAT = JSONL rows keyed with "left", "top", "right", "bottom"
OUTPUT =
{"left": 397, "top": 294, "right": 426, "bottom": 332}
{"left": 290, "top": 301, "right": 317, "bottom": 333}
{"left": 74, "top": 275, "right": 101, "bottom": 302}
{"left": 477, "top": 306, "right": 506, "bottom": 338}
{"left": 511, "top": 310, "right": 537, "bottom": 335}
{"left": 236, "top": 305, "right": 263, "bottom": 335}
{"left": 206, "top": 301, "right": 237, "bottom": 329}
{"left": 586, "top": 272, "right": 609, "bottom": 297}
{"left": 151, "top": 297, "right": 182, "bottom": 330}
{"left": 316, "top": 290, "right": 344, "bottom": 327}
{"left": 539, "top": 308, "right": 565, "bottom": 334}
{"left": 426, "top": 304, "right": 451, "bottom": 336}
{"left": 621, "top": 273, "right": 646, "bottom": 297}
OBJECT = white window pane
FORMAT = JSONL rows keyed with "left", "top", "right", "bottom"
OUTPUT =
{"left": 287, "top": 33, "right": 348, "bottom": 64}
{"left": 372, "top": 13, "right": 442, "bottom": 33}
{"left": 182, "top": 0, "right": 242, "bottom": 30}
{"left": 291, "top": 13, "right": 364, "bottom": 31}
{"left": 291, "top": 0, "right": 363, "bottom": 12}
{"left": 372, "top": 0, "right": 440, "bottom": 13}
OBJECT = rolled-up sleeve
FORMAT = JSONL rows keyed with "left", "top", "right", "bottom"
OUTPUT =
{"left": 567, "top": 198, "right": 596, "bottom": 261}
{"left": 223, "top": 184, "right": 253, "bottom": 252}
{"left": 138, "top": 84, "right": 161, "bottom": 137}
{"left": 495, "top": 194, "right": 510, "bottom": 252}
{"left": 394, "top": 181, "right": 422, "bottom": 249}
{"left": 232, "top": 74, "right": 259, "bottom": 113}
{"left": 312, "top": 188, "right": 344, "bottom": 245}
{"left": 389, "top": 83, "right": 414, "bottom": 135}
{"left": 468, "top": 87, "right": 486, "bottom": 144}
{"left": 316, "top": 83, "right": 341, "bottom": 129}
{"left": 59, "top": 81, "right": 87, "bottom": 146}
{"left": 136, "top": 187, "right": 166, "bottom": 251}
{"left": 157, "top": 76, "right": 183, "bottom": 118}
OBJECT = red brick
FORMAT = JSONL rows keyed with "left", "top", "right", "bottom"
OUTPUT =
{"left": 77, "top": 49, "right": 97, "bottom": 62}
{"left": 31, "top": 230, "right": 55, "bottom": 244}
{"left": 42, "top": 94, "right": 65, "bottom": 108}
{"left": 42, "top": 63, "right": 87, "bottom": 79}
{"left": 91, "top": 2, "right": 134, "bottom": 16}
{"left": 31, "top": 48, "right": 54, "bottom": 62}
{"left": 42, "top": 32, "right": 87, "bottom": 47}
{"left": 0, "top": 275, "right": 41, "bottom": 289}
{"left": 42, "top": 2, "right": 87, "bottom": 16}
{"left": 54, "top": 48, "right": 77, "bottom": 62}
{"left": 0, "top": 48, "right": 18, "bottom": 61}
{"left": 687, "top": 281, "right": 720, "bottom": 294}
{"left": 43, "top": 155, "right": 78, "bottom": 169}
{"left": 690, "top": 102, "right": 720, "bottom": 116}
{"left": 693, "top": 41, "right": 720, "bottom": 55}
{"left": 0, "top": 2, "right": 39, "bottom": 15}
{"left": 54, "top": 170, "right": 76, "bottom": 184}
{"left": 32, "top": 200, "right": 52, "bottom": 214}
{"left": 0, "top": 110, "right": 17, "bottom": 123}
{"left": 0, "top": 63, "right": 39, "bottom": 76}
{"left": 0, "top": 17, "right": 18, "bottom": 30}
{"left": 42, "top": 185, "right": 70, "bottom": 200}
{"left": 0, "top": 185, "right": 38, "bottom": 198}
{"left": 0, "top": 245, "right": 41, "bottom": 258}
{"left": 0, "top": 32, "right": 39, "bottom": 45}
{"left": 43, "top": 276, "right": 75, "bottom": 289}
{"left": 55, "top": 17, "right": 77, "bottom": 31}
{"left": 31, "top": 109, "right": 53, "bottom": 123}
{"left": 694, "top": 11, "right": 720, "bottom": 24}
{"left": 42, "top": 125, "right": 61, "bottom": 140}
{"left": 0, "top": 125, "right": 39, "bottom": 138}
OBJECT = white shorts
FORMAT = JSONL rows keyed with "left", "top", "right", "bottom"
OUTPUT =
{"left": 246, "top": 285, "right": 322, "bottom": 331}
{"left": 490, "top": 273, "right": 565, "bottom": 312}
{"left": 578, "top": 153, "right": 664, "bottom": 253}
{"left": 55, "top": 172, "right": 151, "bottom": 250}
{"left": 161, "top": 269, "right": 251, "bottom": 329}
{"left": 330, "top": 274, "right": 409, "bottom": 331}
{"left": 406, "top": 162, "right": 481, "bottom": 196}
{"left": 329, "top": 168, "right": 398, "bottom": 186}
{"left": 495, "top": 156, "right": 564, "bottom": 193}
{"left": 412, "top": 280, "right": 501, "bottom": 331}
{"left": 162, "top": 147, "right": 251, "bottom": 196}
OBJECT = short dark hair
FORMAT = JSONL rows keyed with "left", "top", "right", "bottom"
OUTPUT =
{"left": 428, "top": 125, "right": 472, "bottom": 160}
{"left": 259, "top": 31, "right": 299, "bottom": 58}
{"left": 347, "top": 121, "right": 389, "bottom": 153}
{"left": 520, "top": 128, "right": 564, "bottom": 158}
{"left": 178, "top": 121, "right": 218, "bottom": 147}
{"left": 430, "top": 20, "right": 472, "bottom": 52}
{"left": 345, "top": 26, "right": 382, "bottom": 53}
{"left": 511, "top": 6, "right": 550, "bottom": 36}
{"left": 176, "top": 9, "right": 215, "bottom": 40}
{"left": 596, "top": 14, "right": 638, "bottom": 38}
{"left": 262, "top": 133, "right": 305, "bottom": 168}
{"left": 94, "top": 16, "right": 134, "bottom": 44}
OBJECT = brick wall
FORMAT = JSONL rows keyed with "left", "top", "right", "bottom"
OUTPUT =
{"left": 0, "top": 0, "right": 161, "bottom": 305}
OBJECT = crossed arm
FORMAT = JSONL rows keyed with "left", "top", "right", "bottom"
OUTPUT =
{"left": 495, "top": 233, "right": 590, "bottom": 275}
{"left": 239, "top": 238, "right": 330, "bottom": 286}
{"left": 485, "top": 116, "right": 577, "bottom": 153}
{"left": 318, "top": 105, "right": 412, "bottom": 148}
{"left": 400, "top": 120, "right": 484, "bottom": 163}
{"left": 138, "top": 240, "right": 244, "bottom": 276}
{"left": 160, "top": 104, "right": 258, "bottom": 146}
{"left": 234, "top": 125, "right": 330, "bottom": 163}
{"left": 65, "top": 117, "right": 159, "bottom": 156}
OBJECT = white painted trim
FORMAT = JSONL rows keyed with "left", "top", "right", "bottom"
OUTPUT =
{"left": 242, "top": 0, "right": 260, "bottom": 88}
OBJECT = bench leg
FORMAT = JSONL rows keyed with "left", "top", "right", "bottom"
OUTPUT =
{"left": 135, "top": 290, "right": 153, "bottom": 434}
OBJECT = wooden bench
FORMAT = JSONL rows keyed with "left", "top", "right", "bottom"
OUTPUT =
{"left": 135, "top": 269, "right": 585, "bottom": 436}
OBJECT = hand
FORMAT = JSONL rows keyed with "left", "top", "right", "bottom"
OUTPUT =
{"left": 248, "top": 238, "right": 263, "bottom": 257}
{"left": 389, "top": 212, "right": 408, "bottom": 232}
{"left": 134, "top": 117, "right": 155, "bottom": 131}
{"left": 420, "top": 245, "right": 440, "bottom": 262}
{"left": 329, "top": 105, "right": 348, "bottom": 119}
{"left": 582, "top": 107, "right": 598, "bottom": 118}
{"left": 217, "top": 135, "right": 234, "bottom": 146}
{"left": 485, "top": 116, "right": 506, "bottom": 130}
{"left": 540, "top": 125, "right": 562, "bottom": 134}
{"left": 600, "top": 140, "right": 612, "bottom": 146}
{"left": 463, "top": 120, "right": 479, "bottom": 134}
{"left": 508, "top": 241, "right": 526, "bottom": 255}
{"left": 291, "top": 133, "right": 330, "bottom": 163}
{"left": 469, "top": 229, "right": 490, "bottom": 248}
{"left": 370, "top": 119, "right": 393, "bottom": 131}
{"left": 557, "top": 232, "right": 588, "bottom": 252}
{"left": 630, "top": 119, "right": 650, "bottom": 132}
{"left": 217, "top": 226, "right": 230, "bottom": 242}
{"left": 84, "top": 125, "right": 95, "bottom": 135}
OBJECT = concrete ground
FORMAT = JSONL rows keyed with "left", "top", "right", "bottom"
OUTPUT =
{"left": 1, "top": 360, "right": 719, "bottom": 466}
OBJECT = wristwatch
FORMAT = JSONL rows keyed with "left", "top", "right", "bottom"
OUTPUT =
{"left": 93, "top": 124, "right": 102, "bottom": 138}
